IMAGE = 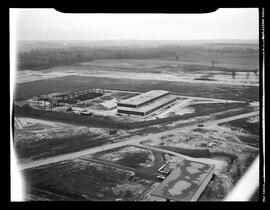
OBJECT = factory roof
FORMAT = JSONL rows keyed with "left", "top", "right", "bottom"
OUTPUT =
{"left": 151, "top": 160, "right": 215, "bottom": 201}
{"left": 118, "top": 95, "right": 176, "bottom": 113}
{"left": 119, "top": 90, "right": 170, "bottom": 106}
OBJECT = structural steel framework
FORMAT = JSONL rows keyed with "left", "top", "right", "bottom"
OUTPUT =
{"left": 37, "top": 88, "right": 105, "bottom": 110}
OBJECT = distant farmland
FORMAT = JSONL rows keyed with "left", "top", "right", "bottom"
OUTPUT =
{"left": 15, "top": 75, "right": 259, "bottom": 101}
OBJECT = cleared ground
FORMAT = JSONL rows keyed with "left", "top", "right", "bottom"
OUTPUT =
{"left": 22, "top": 158, "right": 155, "bottom": 201}
{"left": 16, "top": 57, "right": 259, "bottom": 86}
{"left": 19, "top": 111, "right": 260, "bottom": 201}
{"left": 14, "top": 117, "right": 132, "bottom": 161}
{"left": 14, "top": 55, "right": 260, "bottom": 201}
{"left": 92, "top": 145, "right": 157, "bottom": 169}
{"left": 218, "top": 115, "right": 260, "bottom": 147}
{"left": 15, "top": 75, "right": 259, "bottom": 102}
{"left": 139, "top": 116, "right": 259, "bottom": 200}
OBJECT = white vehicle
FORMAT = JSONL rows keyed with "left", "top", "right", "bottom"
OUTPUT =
{"left": 160, "top": 169, "right": 171, "bottom": 175}
{"left": 157, "top": 175, "right": 166, "bottom": 180}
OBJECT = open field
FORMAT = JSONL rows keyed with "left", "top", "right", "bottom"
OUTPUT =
{"left": 93, "top": 145, "right": 157, "bottom": 169}
{"left": 91, "top": 145, "right": 174, "bottom": 179}
{"left": 219, "top": 115, "right": 259, "bottom": 135}
{"left": 15, "top": 75, "right": 259, "bottom": 102}
{"left": 78, "top": 57, "right": 258, "bottom": 71}
{"left": 218, "top": 116, "right": 260, "bottom": 147}
{"left": 16, "top": 61, "right": 259, "bottom": 86}
{"left": 13, "top": 117, "right": 131, "bottom": 161}
{"left": 23, "top": 158, "right": 156, "bottom": 201}
{"left": 16, "top": 47, "right": 259, "bottom": 89}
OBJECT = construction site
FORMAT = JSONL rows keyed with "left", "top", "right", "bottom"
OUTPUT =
{"left": 14, "top": 84, "right": 259, "bottom": 201}
{"left": 12, "top": 34, "right": 260, "bottom": 202}
{"left": 16, "top": 87, "right": 252, "bottom": 124}
{"left": 17, "top": 89, "right": 182, "bottom": 121}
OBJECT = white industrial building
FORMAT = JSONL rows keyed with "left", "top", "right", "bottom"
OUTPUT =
{"left": 117, "top": 90, "right": 177, "bottom": 116}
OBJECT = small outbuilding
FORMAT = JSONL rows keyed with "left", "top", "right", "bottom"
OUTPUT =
{"left": 99, "top": 99, "right": 117, "bottom": 111}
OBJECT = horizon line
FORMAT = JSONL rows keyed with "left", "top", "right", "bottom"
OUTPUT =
{"left": 18, "top": 38, "right": 259, "bottom": 42}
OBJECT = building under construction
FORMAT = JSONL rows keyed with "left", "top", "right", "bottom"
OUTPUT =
{"left": 36, "top": 88, "right": 105, "bottom": 110}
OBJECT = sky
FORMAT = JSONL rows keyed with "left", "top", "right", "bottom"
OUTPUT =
{"left": 11, "top": 8, "right": 259, "bottom": 41}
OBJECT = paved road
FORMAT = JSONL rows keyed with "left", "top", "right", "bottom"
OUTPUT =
{"left": 19, "top": 111, "right": 259, "bottom": 170}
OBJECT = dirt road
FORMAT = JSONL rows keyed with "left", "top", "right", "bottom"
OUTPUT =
{"left": 18, "top": 111, "right": 259, "bottom": 170}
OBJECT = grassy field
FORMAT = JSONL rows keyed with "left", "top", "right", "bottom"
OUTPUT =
{"left": 219, "top": 116, "right": 260, "bottom": 135}
{"left": 93, "top": 146, "right": 156, "bottom": 169}
{"left": 219, "top": 116, "right": 260, "bottom": 147}
{"left": 15, "top": 75, "right": 259, "bottom": 101}
{"left": 93, "top": 145, "right": 164, "bottom": 171}
{"left": 160, "top": 145, "right": 210, "bottom": 158}
{"left": 15, "top": 134, "right": 109, "bottom": 160}
{"left": 23, "top": 159, "right": 155, "bottom": 201}
{"left": 78, "top": 55, "right": 258, "bottom": 70}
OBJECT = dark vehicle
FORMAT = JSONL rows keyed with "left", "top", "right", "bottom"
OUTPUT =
{"left": 198, "top": 124, "right": 204, "bottom": 127}
{"left": 211, "top": 174, "right": 216, "bottom": 181}
{"left": 80, "top": 110, "right": 93, "bottom": 116}
{"left": 109, "top": 130, "right": 117, "bottom": 135}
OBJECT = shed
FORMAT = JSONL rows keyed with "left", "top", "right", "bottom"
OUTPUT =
{"left": 100, "top": 99, "right": 117, "bottom": 110}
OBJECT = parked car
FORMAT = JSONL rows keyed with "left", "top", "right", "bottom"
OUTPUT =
{"left": 211, "top": 174, "right": 216, "bottom": 181}
{"left": 160, "top": 169, "right": 171, "bottom": 175}
{"left": 157, "top": 175, "right": 166, "bottom": 181}
{"left": 198, "top": 124, "right": 204, "bottom": 127}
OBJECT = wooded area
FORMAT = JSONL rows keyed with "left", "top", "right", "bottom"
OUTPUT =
{"left": 17, "top": 44, "right": 259, "bottom": 70}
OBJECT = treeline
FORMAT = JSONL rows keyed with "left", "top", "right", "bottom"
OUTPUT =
{"left": 17, "top": 44, "right": 259, "bottom": 70}
{"left": 18, "top": 46, "right": 175, "bottom": 70}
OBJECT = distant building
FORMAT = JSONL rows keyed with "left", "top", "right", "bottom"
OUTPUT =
{"left": 150, "top": 160, "right": 215, "bottom": 202}
{"left": 117, "top": 90, "right": 177, "bottom": 116}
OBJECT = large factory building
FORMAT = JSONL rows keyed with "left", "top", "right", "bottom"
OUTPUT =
{"left": 117, "top": 90, "right": 177, "bottom": 116}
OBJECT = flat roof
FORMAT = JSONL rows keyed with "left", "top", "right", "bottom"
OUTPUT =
{"left": 119, "top": 90, "right": 169, "bottom": 106}
{"left": 151, "top": 160, "right": 215, "bottom": 201}
{"left": 100, "top": 99, "right": 117, "bottom": 109}
{"left": 117, "top": 95, "right": 176, "bottom": 113}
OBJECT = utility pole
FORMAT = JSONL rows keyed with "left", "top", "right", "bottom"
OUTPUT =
{"left": 211, "top": 60, "right": 216, "bottom": 71}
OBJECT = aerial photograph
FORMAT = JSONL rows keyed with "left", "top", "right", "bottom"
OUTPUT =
{"left": 10, "top": 8, "right": 262, "bottom": 201}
